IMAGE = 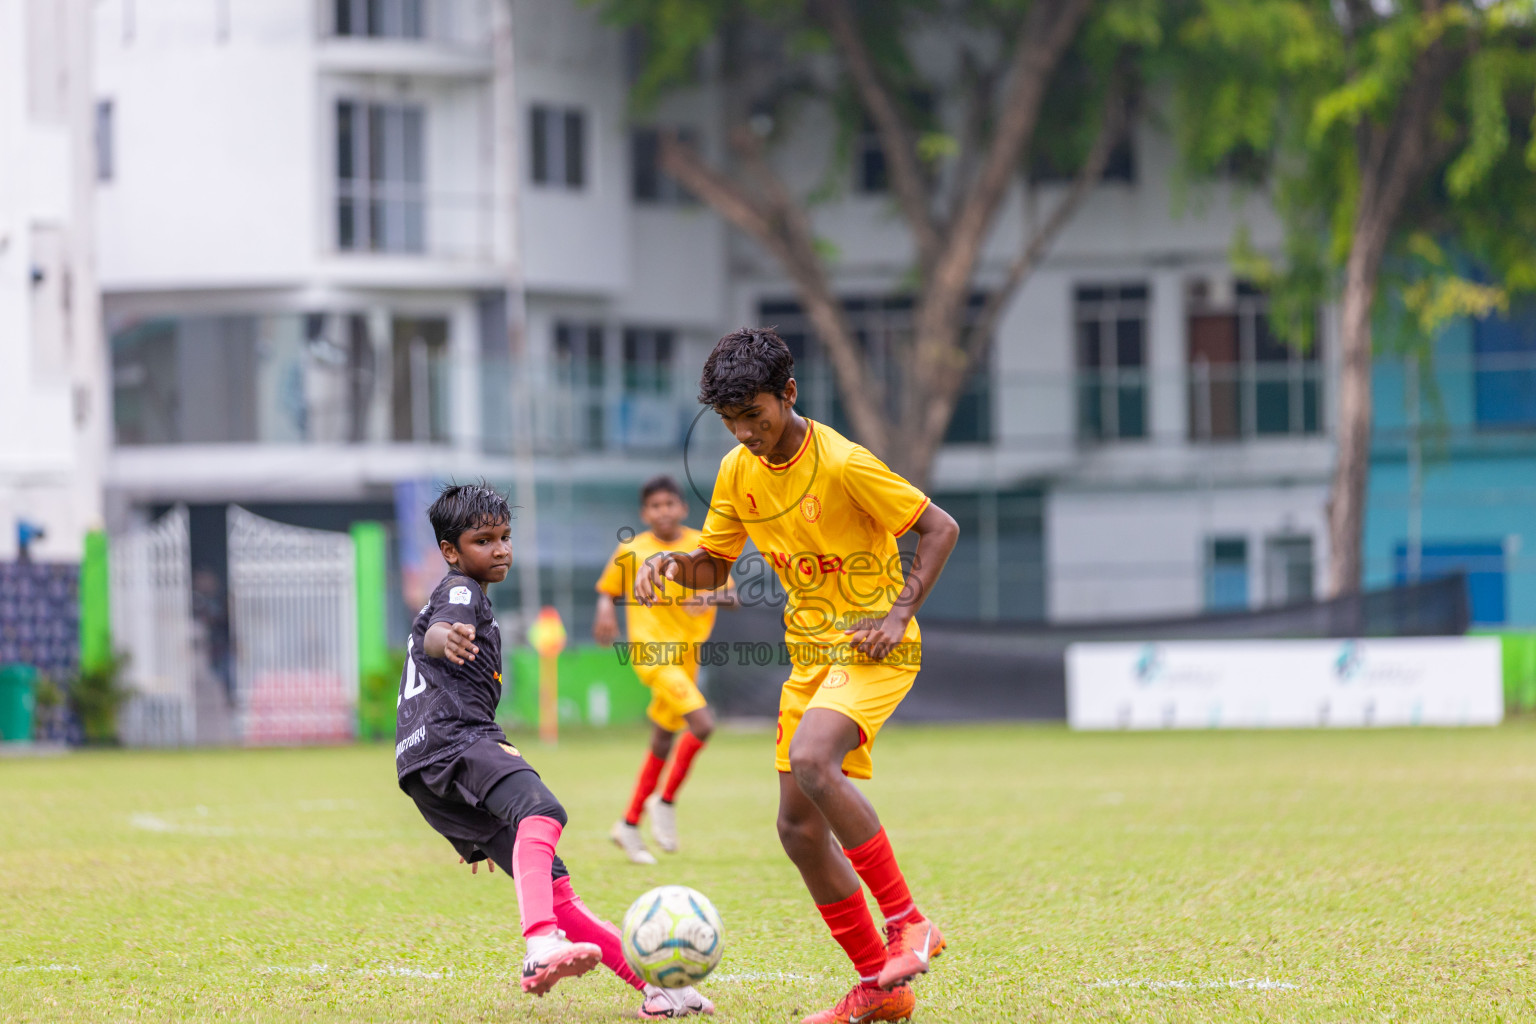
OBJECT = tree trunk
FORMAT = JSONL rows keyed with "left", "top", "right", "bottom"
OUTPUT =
{"left": 1326, "top": 35, "right": 1460, "bottom": 598}
{"left": 1328, "top": 228, "right": 1384, "bottom": 598}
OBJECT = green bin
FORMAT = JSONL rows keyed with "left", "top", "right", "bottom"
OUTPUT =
{"left": 0, "top": 665, "right": 38, "bottom": 742}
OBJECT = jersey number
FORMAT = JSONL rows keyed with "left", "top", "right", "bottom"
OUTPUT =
{"left": 399, "top": 636, "right": 427, "bottom": 706}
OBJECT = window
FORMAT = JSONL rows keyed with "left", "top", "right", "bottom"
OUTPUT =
{"left": 756, "top": 295, "right": 992, "bottom": 444}
{"left": 336, "top": 101, "right": 425, "bottom": 253}
{"left": 554, "top": 321, "right": 605, "bottom": 450}
{"left": 1188, "top": 281, "right": 1320, "bottom": 440}
{"left": 390, "top": 316, "right": 449, "bottom": 443}
{"left": 1473, "top": 303, "right": 1536, "bottom": 430}
{"left": 334, "top": 0, "right": 424, "bottom": 39}
{"left": 1205, "top": 537, "right": 1248, "bottom": 612}
{"left": 621, "top": 327, "right": 674, "bottom": 394}
{"left": 95, "top": 100, "right": 113, "bottom": 182}
{"left": 854, "top": 94, "right": 934, "bottom": 195}
{"left": 632, "top": 127, "right": 697, "bottom": 204}
{"left": 1075, "top": 284, "right": 1148, "bottom": 441}
{"left": 1264, "top": 535, "right": 1314, "bottom": 607}
{"left": 531, "top": 105, "right": 586, "bottom": 189}
{"left": 1030, "top": 137, "right": 1135, "bottom": 186}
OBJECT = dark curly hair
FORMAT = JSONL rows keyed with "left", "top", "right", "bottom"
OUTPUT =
{"left": 697, "top": 327, "right": 794, "bottom": 410}
{"left": 428, "top": 480, "right": 511, "bottom": 548}
{"left": 640, "top": 474, "right": 684, "bottom": 504}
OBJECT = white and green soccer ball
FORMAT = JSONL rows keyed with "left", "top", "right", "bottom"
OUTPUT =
{"left": 620, "top": 884, "right": 726, "bottom": 988}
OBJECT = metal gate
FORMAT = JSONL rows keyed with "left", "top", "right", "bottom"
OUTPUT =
{"left": 111, "top": 506, "right": 197, "bottom": 746}
{"left": 228, "top": 507, "right": 358, "bottom": 745}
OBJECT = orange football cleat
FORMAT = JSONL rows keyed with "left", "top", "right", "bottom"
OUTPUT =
{"left": 876, "top": 915, "right": 946, "bottom": 990}
{"left": 798, "top": 982, "right": 914, "bottom": 1024}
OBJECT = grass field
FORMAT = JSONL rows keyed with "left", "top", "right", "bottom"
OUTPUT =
{"left": 3, "top": 721, "right": 1535, "bottom": 1023}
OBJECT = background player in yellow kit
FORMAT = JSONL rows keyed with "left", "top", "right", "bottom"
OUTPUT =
{"left": 594, "top": 475, "right": 736, "bottom": 864}
{"left": 634, "top": 329, "right": 960, "bottom": 1024}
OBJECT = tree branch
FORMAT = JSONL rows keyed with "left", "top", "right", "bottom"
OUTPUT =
{"left": 813, "top": 0, "right": 942, "bottom": 271}
{"left": 966, "top": 72, "right": 1130, "bottom": 368}
{"left": 658, "top": 129, "right": 892, "bottom": 452}
{"left": 914, "top": 0, "right": 1094, "bottom": 359}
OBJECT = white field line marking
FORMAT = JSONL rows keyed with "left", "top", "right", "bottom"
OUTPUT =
{"left": 2, "top": 965, "right": 82, "bottom": 973}
{"left": 128, "top": 811, "right": 387, "bottom": 841}
{"left": 1089, "top": 977, "right": 1299, "bottom": 992}
{"left": 128, "top": 813, "right": 238, "bottom": 837}
{"left": 257, "top": 964, "right": 456, "bottom": 980}
{"left": 711, "top": 972, "right": 823, "bottom": 983}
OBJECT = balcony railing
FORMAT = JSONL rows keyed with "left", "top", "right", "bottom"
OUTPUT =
{"left": 329, "top": 189, "right": 495, "bottom": 264}
{"left": 323, "top": 0, "right": 490, "bottom": 50}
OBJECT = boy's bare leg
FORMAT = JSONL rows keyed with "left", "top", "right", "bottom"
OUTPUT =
{"left": 787, "top": 708, "right": 945, "bottom": 990}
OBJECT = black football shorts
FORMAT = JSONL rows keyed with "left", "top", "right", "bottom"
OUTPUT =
{"left": 401, "top": 736, "right": 568, "bottom": 878}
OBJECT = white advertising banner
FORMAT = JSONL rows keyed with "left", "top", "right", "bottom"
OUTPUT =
{"left": 1066, "top": 637, "right": 1503, "bottom": 730}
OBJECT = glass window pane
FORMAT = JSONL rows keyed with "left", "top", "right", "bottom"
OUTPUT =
{"left": 1078, "top": 381, "right": 1103, "bottom": 439}
{"left": 531, "top": 107, "right": 549, "bottom": 183}
{"left": 337, "top": 102, "right": 355, "bottom": 179}
{"left": 402, "top": 0, "right": 423, "bottom": 38}
{"left": 1117, "top": 384, "right": 1146, "bottom": 438}
{"left": 1254, "top": 313, "right": 1293, "bottom": 363}
{"left": 1255, "top": 379, "right": 1290, "bottom": 434}
{"left": 402, "top": 108, "right": 423, "bottom": 184}
{"left": 1076, "top": 320, "right": 1102, "bottom": 369}
{"left": 337, "top": 199, "right": 357, "bottom": 250}
{"left": 565, "top": 110, "right": 585, "bottom": 188}
{"left": 1115, "top": 317, "right": 1144, "bottom": 367}
{"left": 632, "top": 128, "right": 659, "bottom": 200}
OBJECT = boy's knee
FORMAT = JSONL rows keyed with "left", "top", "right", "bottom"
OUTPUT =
{"left": 526, "top": 798, "right": 567, "bottom": 828}
{"left": 787, "top": 747, "right": 838, "bottom": 801}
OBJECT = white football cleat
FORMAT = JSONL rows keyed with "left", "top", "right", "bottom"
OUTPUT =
{"left": 638, "top": 983, "right": 715, "bottom": 1019}
{"left": 646, "top": 794, "right": 679, "bottom": 853}
{"left": 610, "top": 819, "right": 658, "bottom": 865}
{"left": 521, "top": 931, "right": 601, "bottom": 996}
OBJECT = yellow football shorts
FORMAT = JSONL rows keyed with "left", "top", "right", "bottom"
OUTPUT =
{"left": 775, "top": 659, "right": 918, "bottom": 781}
{"left": 635, "top": 662, "right": 708, "bottom": 733}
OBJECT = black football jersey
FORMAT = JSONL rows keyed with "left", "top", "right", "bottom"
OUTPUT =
{"left": 394, "top": 570, "right": 507, "bottom": 779}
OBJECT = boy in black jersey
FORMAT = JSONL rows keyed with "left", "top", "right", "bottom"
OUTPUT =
{"left": 395, "top": 483, "right": 713, "bottom": 1018}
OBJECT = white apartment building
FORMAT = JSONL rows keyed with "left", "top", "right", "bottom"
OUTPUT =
{"left": 94, "top": 0, "right": 1337, "bottom": 631}
{"left": 0, "top": 0, "right": 107, "bottom": 563}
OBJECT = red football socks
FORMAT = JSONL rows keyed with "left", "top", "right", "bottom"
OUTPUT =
{"left": 660, "top": 732, "right": 706, "bottom": 803}
{"left": 625, "top": 752, "right": 667, "bottom": 825}
{"left": 551, "top": 875, "right": 645, "bottom": 992}
{"left": 815, "top": 891, "right": 887, "bottom": 980}
{"left": 844, "top": 828, "right": 917, "bottom": 923}
{"left": 511, "top": 815, "right": 562, "bottom": 938}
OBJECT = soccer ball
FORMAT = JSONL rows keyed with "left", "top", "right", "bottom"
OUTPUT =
{"left": 620, "top": 884, "right": 726, "bottom": 988}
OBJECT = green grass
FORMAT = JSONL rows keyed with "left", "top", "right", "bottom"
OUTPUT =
{"left": 3, "top": 721, "right": 1535, "bottom": 1022}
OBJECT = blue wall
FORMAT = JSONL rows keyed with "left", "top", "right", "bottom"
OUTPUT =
{"left": 1367, "top": 315, "right": 1536, "bottom": 625}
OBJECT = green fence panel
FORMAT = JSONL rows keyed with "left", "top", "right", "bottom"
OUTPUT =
{"left": 501, "top": 645, "right": 649, "bottom": 729}
{"left": 1473, "top": 631, "right": 1536, "bottom": 713}
{"left": 79, "top": 531, "right": 112, "bottom": 676}
{"left": 1505, "top": 633, "right": 1536, "bottom": 712}
{"left": 351, "top": 521, "right": 394, "bottom": 740}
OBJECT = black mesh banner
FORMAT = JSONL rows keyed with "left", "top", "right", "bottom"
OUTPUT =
{"left": 703, "top": 576, "right": 1470, "bottom": 722}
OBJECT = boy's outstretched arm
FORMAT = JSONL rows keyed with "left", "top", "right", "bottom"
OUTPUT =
{"left": 424, "top": 621, "right": 479, "bottom": 665}
{"left": 633, "top": 549, "right": 733, "bottom": 606}
{"left": 844, "top": 502, "right": 959, "bottom": 660}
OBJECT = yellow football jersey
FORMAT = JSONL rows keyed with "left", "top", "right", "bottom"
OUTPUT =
{"left": 596, "top": 527, "right": 728, "bottom": 649}
{"left": 699, "top": 420, "right": 929, "bottom": 662}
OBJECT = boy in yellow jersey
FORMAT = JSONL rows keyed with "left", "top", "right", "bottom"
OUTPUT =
{"left": 635, "top": 329, "right": 960, "bottom": 1024}
{"left": 595, "top": 475, "right": 736, "bottom": 865}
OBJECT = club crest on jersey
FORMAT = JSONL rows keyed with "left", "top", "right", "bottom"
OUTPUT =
{"left": 449, "top": 586, "right": 473, "bottom": 605}
{"left": 800, "top": 495, "right": 823, "bottom": 523}
{"left": 823, "top": 669, "right": 849, "bottom": 689}
{"left": 746, "top": 492, "right": 759, "bottom": 514}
